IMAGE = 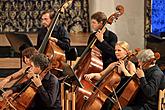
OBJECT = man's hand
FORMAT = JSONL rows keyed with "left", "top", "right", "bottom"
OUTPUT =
{"left": 95, "top": 28, "right": 106, "bottom": 42}
{"left": 136, "top": 68, "right": 145, "bottom": 78}
{"left": 49, "top": 37, "right": 58, "bottom": 43}
{"left": 0, "top": 76, "right": 11, "bottom": 89}
{"left": 32, "top": 74, "right": 42, "bottom": 88}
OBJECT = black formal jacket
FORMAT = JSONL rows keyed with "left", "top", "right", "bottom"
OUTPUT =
{"left": 12, "top": 72, "right": 61, "bottom": 110}
{"left": 88, "top": 28, "right": 118, "bottom": 69}
{"left": 37, "top": 24, "right": 70, "bottom": 52}
{"left": 133, "top": 65, "right": 165, "bottom": 110}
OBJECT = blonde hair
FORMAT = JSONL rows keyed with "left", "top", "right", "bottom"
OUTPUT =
{"left": 136, "top": 49, "right": 155, "bottom": 63}
{"left": 116, "top": 41, "right": 129, "bottom": 51}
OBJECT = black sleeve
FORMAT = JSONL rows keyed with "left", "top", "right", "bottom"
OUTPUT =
{"left": 97, "top": 30, "right": 117, "bottom": 57}
{"left": 139, "top": 71, "right": 162, "bottom": 97}
{"left": 52, "top": 25, "right": 70, "bottom": 52}
{"left": 37, "top": 75, "right": 60, "bottom": 107}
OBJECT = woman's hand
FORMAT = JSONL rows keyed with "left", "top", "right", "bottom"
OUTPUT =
{"left": 117, "top": 60, "right": 126, "bottom": 72}
{"left": 84, "top": 73, "right": 96, "bottom": 82}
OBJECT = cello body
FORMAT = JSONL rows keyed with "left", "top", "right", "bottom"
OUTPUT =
{"left": 0, "top": 86, "right": 37, "bottom": 110}
{"left": 0, "top": 66, "right": 50, "bottom": 110}
{"left": 76, "top": 69, "right": 122, "bottom": 110}
{"left": 111, "top": 76, "right": 139, "bottom": 110}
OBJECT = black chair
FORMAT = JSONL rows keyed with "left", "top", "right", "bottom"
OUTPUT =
{"left": 65, "top": 47, "right": 78, "bottom": 65}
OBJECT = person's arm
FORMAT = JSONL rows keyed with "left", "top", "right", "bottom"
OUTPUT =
{"left": 37, "top": 74, "right": 59, "bottom": 107}
{"left": 0, "top": 65, "right": 28, "bottom": 89}
{"left": 97, "top": 30, "right": 117, "bottom": 57}
{"left": 84, "top": 62, "right": 115, "bottom": 81}
{"left": 51, "top": 25, "right": 70, "bottom": 52}
{"left": 136, "top": 68, "right": 161, "bottom": 97}
{"left": 119, "top": 61, "right": 136, "bottom": 77}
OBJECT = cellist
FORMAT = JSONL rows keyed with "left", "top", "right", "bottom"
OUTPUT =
{"left": 0, "top": 47, "right": 38, "bottom": 89}
{"left": 2, "top": 54, "right": 61, "bottom": 110}
{"left": 88, "top": 11, "right": 118, "bottom": 69}
{"left": 123, "top": 49, "right": 165, "bottom": 110}
{"left": 84, "top": 41, "right": 136, "bottom": 109}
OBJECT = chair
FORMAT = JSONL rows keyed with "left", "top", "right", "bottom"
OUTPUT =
{"left": 158, "top": 89, "right": 165, "bottom": 110}
{"left": 65, "top": 47, "right": 78, "bottom": 66}
{"left": 61, "top": 82, "right": 76, "bottom": 110}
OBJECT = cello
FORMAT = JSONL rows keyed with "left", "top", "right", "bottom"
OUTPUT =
{"left": 76, "top": 48, "right": 139, "bottom": 110}
{"left": 0, "top": 65, "right": 51, "bottom": 110}
{"left": 111, "top": 52, "right": 161, "bottom": 110}
{"left": 0, "top": 1, "right": 73, "bottom": 109}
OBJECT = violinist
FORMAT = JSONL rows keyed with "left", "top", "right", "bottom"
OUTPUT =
{"left": 0, "top": 47, "right": 38, "bottom": 89}
{"left": 84, "top": 41, "right": 136, "bottom": 109}
{"left": 123, "top": 49, "right": 165, "bottom": 110}
{"left": 37, "top": 9, "right": 70, "bottom": 52}
{"left": 2, "top": 54, "right": 61, "bottom": 110}
{"left": 88, "top": 11, "right": 118, "bottom": 69}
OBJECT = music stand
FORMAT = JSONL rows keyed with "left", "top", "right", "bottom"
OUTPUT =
{"left": 6, "top": 32, "right": 33, "bottom": 68}
{"left": 61, "top": 62, "right": 83, "bottom": 88}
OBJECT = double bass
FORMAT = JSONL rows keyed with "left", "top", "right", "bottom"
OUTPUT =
{"left": 75, "top": 5, "right": 124, "bottom": 110}
{"left": 76, "top": 48, "right": 140, "bottom": 110}
{"left": 111, "top": 52, "right": 161, "bottom": 110}
{"left": 73, "top": 5, "right": 124, "bottom": 88}
{"left": 0, "top": 1, "right": 72, "bottom": 109}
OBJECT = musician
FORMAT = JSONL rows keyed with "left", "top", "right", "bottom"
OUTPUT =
{"left": 84, "top": 41, "right": 136, "bottom": 109}
{"left": 88, "top": 11, "right": 118, "bottom": 69}
{"left": 37, "top": 9, "right": 70, "bottom": 52}
{"left": 123, "top": 49, "right": 165, "bottom": 110}
{"left": 84, "top": 41, "right": 136, "bottom": 80}
{"left": 0, "top": 47, "right": 38, "bottom": 89}
{"left": 2, "top": 54, "right": 61, "bottom": 110}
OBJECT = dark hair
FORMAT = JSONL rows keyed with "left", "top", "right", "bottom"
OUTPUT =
{"left": 91, "top": 12, "right": 107, "bottom": 24}
{"left": 22, "top": 47, "right": 39, "bottom": 63}
{"left": 41, "top": 9, "right": 55, "bottom": 19}
{"left": 30, "top": 54, "right": 49, "bottom": 71}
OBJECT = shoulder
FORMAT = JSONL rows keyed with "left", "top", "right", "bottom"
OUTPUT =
{"left": 127, "top": 61, "right": 136, "bottom": 74}
{"left": 49, "top": 73, "right": 59, "bottom": 82}
{"left": 151, "top": 66, "right": 164, "bottom": 76}
{"left": 54, "top": 24, "right": 65, "bottom": 31}
{"left": 104, "top": 29, "right": 117, "bottom": 40}
{"left": 106, "top": 29, "right": 117, "bottom": 37}
{"left": 127, "top": 61, "right": 136, "bottom": 67}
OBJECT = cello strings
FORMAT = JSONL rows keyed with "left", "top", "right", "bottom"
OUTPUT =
{"left": 112, "top": 87, "right": 122, "bottom": 110}
{"left": 86, "top": 80, "right": 116, "bottom": 103}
